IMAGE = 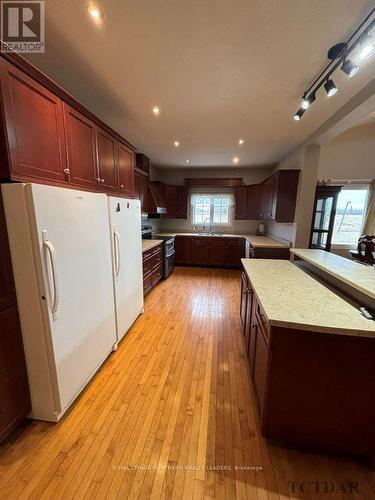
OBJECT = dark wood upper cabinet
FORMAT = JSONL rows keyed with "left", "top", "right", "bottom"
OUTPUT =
{"left": 96, "top": 128, "right": 117, "bottom": 192}
{"left": 235, "top": 186, "right": 248, "bottom": 219}
{"left": 177, "top": 186, "right": 188, "bottom": 218}
{"left": 134, "top": 170, "right": 149, "bottom": 213}
{"left": 0, "top": 59, "right": 67, "bottom": 183}
{"left": 247, "top": 184, "right": 261, "bottom": 219}
{"left": 164, "top": 185, "right": 178, "bottom": 218}
{"left": 135, "top": 153, "right": 150, "bottom": 175}
{"left": 258, "top": 170, "right": 299, "bottom": 222}
{"left": 117, "top": 143, "right": 134, "bottom": 197}
{"left": 63, "top": 104, "right": 99, "bottom": 189}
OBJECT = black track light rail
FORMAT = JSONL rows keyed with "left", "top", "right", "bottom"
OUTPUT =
{"left": 301, "top": 7, "right": 375, "bottom": 102}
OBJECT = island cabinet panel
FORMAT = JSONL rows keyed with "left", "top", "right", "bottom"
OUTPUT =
{"left": 63, "top": 104, "right": 99, "bottom": 189}
{"left": 96, "top": 128, "right": 118, "bottom": 192}
{"left": 117, "top": 142, "right": 134, "bottom": 197}
{"left": 0, "top": 59, "right": 67, "bottom": 183}
{"left": 241, "top": 264, "right": 375, "bottom": 459}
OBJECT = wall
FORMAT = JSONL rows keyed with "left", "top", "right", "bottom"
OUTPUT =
{"left": 152, "top": 166, "right": 273, "bottom": 234}
{"left": 318, "top": 122, "right": 375, "bottom": 181}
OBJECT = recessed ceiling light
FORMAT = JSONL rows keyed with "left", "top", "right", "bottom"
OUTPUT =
{"left": 152, "top": 106, "right": 160, "bottom": 116}
{"left": 238, "top": 139, "right": 244, "bottom": 145}
{"left": 186, "top": 160, "right": 190, "bottom": 164}
{"left": 88, "top": 4, "right": 102, "bottom": 22}
{"left": 174, "top": 141, "right": 180, "bottom": 147}
{"left": 233, "top": 157, "right": 239, "bottom": 164}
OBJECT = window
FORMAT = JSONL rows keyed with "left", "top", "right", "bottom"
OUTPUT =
{"left": 191, "top": 193, "right": 234, "bottom": 227}
{"left": 332, "top": 186, "right": 369, "bottom": 246}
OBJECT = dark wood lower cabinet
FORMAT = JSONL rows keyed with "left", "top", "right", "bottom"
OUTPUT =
{"left": 175, "top": 236, "right": 244, "bottom": 268}
{"left": 143, "top": 244, "right": 163, "bottom": 295}
{"left": 0, "top": 306, "right": 31, "bottom": 442}
{"left": 241, "top": 266, "right": 375, "bottom": 460}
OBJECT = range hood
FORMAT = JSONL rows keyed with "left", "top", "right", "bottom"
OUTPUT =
{"left": 148, "top": 182, "right": 167, "bottom": 215}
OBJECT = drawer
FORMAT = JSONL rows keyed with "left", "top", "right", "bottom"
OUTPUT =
{"left": 150, "top": 263, "right": 163, "bottom": 286}
{"left": 143, "top": 274, "right": 153, "bottom": 295}
{"left": 255, "top": 302, "right": 269, "bottom": 342}
{"left": 143, "top": 250, "right": 163, "bottom": 276}
{"left": 143, "top": 244, "right": 162, "bottom": 261}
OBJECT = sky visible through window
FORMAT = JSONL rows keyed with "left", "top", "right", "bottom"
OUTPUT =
{"left": 332, "top": 188, "right": 369, "bottom": 246}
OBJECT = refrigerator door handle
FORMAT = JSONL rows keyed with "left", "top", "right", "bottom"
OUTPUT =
{"left": 114, "top": 230, "right": 121, "bottom": 278}
{"left": 42, "top": 231, "right": 60, "bottom": 321}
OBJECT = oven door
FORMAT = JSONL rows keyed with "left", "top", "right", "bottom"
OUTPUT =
{"left": 164, "top": 251, "right": 175, "bottom": 279}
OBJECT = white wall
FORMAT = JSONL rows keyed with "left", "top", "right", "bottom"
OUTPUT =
{"left": 318, "top": 122, "right": 375, "bottom": 180}
{"left": 152, "top": 166, "right": 273, "bottom": 234}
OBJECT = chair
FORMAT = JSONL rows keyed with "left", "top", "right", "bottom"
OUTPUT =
{"left": 350, "top": 235, "right": 375, "bottom": 265}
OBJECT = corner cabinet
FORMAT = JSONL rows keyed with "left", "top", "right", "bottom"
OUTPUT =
{"left": 0, "top": 58, "right": 68, "bottom": 183}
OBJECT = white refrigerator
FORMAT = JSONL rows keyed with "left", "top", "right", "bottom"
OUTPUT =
{"left": 2, "top": 183, "right": 117, "bottom": 422}
{"left": 107, "top": 196, "right": 144, "bottom": 344}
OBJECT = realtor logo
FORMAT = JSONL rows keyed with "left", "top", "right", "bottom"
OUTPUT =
{"left": 1, "top": 1, "right": 45, "bottom": 53}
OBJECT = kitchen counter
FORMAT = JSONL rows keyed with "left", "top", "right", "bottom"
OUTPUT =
{"left": 155, "top": 232, "right": 288, "bottom": 248}
{"left": 291, "top": 248, "right": 375, "bottom": 301}
{"left": 241, "top": 258, "right": 375, "bottom": 337}
{"left": 142, "top": 240, "right": 163, "bottom": 252}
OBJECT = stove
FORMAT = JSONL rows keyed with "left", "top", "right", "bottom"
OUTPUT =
{"left": 141, "top": 224, "right": 175, "bottom": 279}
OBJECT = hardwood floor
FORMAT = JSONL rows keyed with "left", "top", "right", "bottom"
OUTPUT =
{"left": 0, "top": 267, "right": 374, "bottom": 499}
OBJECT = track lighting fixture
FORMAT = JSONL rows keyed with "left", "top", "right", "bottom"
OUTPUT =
{"left": 341, "top": 59, "right": 359, "bottom": 78}
{"left": 293, "top": 108, "right": 305, "bottom": 121}
{"left": 293, "top": 7, "right": 374, "bottom": 120}
{"left": 360, "top": 35, "right": 374, "bottom": 59}
{"left": 301, "top": 93, "right": 316, "bottom": 110}
{"left": 324, "top": 79, "right": 337, "bottom": 97}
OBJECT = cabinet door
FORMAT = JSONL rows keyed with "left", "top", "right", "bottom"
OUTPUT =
{"left": 240, "top": 272, "right": 248, "bottom": 332}
{"left": 63, "top": 104, "right": 99, "bottom": 189}
{"left": 97, "top": 128, "right": 117, "bottom": 191}
{"left": 0, "top": 59, "right": 67, "bottom": 183}
{"left": 177, "top": 186, "right": 188, "bottom": 218}
{"left": 0, "top": 195, "right": 16, "bottom": 312}
{"left": 117, "top": 143, "right": 134, "bottom": 197}
{"left": 164, "top": 185, "right": 178, "bottom": 218}
{"left": 0, "top": 306, "right": 30, "bottom": 443}
{"left": 253, "top": 319, "right": 269, "bottom": 412}
{"left": 175, "top": 236, "right": 193, "bottom": 264}
{"left": 134, "top": 171, "right": 149, "bottom": 213}
{"left": 193, "top": 239, "right": 210, "bottom": 265}
{"left": 235, "top": 186, "right": 248, "bottom": 219}
{"left": 208, "top": 239, "right": 228, "bottom": 266}
{"left": 247, "top": 184, "right": 261, "bottom": 219}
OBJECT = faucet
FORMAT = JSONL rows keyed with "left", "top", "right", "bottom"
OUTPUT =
{"left": 203, "top": 217, "right": 212, "bottom": 234}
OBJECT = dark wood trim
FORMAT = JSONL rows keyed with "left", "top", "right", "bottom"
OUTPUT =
{"left": 185, "top": 178, "right": 244, "bottom": 187}
{"left": 0, "top": 48, "right": 136, "bottom": 152}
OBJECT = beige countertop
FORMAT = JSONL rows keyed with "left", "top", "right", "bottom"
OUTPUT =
{"left": 242, "top": 259, "right": 375, "bottom": 337}
{"left": 142, "top": 240, "right": 163, "bottom": 252}
{"left": 155, "top": 232, "right": 288, "bottom": 248}
{"left": 291, "top": 249, "right": 375, "bottom": 301}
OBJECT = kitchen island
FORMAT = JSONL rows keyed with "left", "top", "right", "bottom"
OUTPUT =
{"left": 241, "top": 258, "right": 375, "bottom": 461}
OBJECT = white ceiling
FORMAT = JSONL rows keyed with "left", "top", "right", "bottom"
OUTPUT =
{"left": 26, "top": 0, "right": 375, "bottom": 168}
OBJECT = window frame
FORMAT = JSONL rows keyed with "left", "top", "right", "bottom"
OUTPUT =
{"left": 331, "top": 184, "right": 370, "bottom": 249}
{"left": 190, "top": 192, "right": 235, "bottom": 228}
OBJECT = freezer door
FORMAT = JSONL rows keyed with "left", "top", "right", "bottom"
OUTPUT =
{"left": 108, "top": 197, "right": 143, "bottom": 342}
{"left": 28, "top": 184, "right": 117, "bottom": 413}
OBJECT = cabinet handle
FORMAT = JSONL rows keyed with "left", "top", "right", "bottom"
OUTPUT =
{"left": 120, "top": 184, "right": 124, "bottom": 189}
{"left": 96, "top": 177, "right": 101, "bottom": 183}
{"left": 63, "top": 168, "right": 70, "bottom": 175}
{"left": 101, "top": 178, "right": 105, "bottom": 183}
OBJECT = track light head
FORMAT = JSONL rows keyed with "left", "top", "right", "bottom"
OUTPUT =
{"left": 301, "top": 92, "right": 316, "bottom": 110}
{"left": 324, "top": 78, "right": 337, "bottom": 97}
{"left": 293, "top": 108, "right": 305, "bottom": 121}
{"left": 341, "top": 59, "right": 359, "bottom": 78}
